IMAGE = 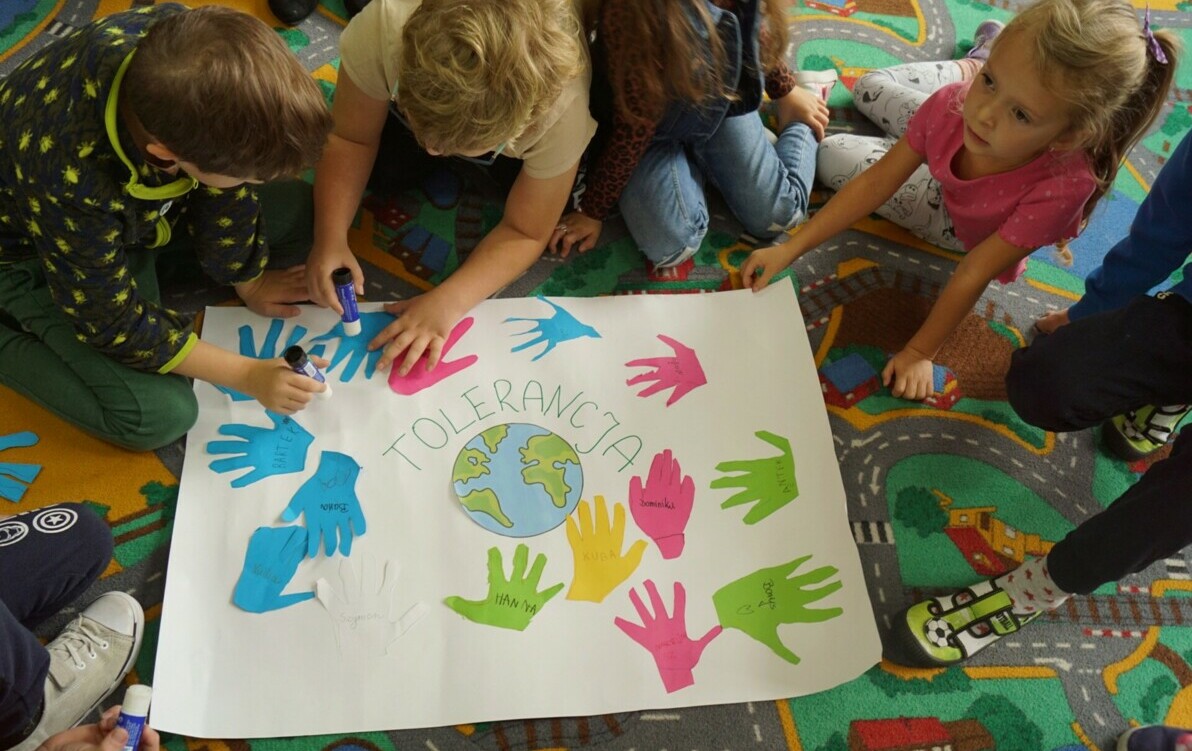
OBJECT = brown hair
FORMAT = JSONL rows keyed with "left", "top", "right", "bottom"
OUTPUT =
{"left": 606, "top": 0, "right": 791, "bottom": 125}
{"left": 123, "top": 6, "right": 332, "bottom": 181}
{"left": 397, "top": 0, "right": 585, "bottom": 154}
{"left": 992, "top": 0, "right": 1179, "bottom": 224}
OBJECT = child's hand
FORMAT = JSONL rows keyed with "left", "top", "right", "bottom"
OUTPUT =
{"left": 774, "top": 87, "right": 829, "bottom": 142}
{"left": 1034, "top": 307, "right": 1071, "bottom": 335}
{"left": 39, "top": 705, "right": 162, "bottom": 751}
{"left": 740, "top": 245, "right": 794, "bottom": 290}
{"left": 235, "top": 266, "right": 309, "bottom": 318}
{"left": 242, "top": 356, "right": 329, "bottom": 414}
{"left": 370, "top": 292, "right": 462, "bottom": 377}
{"left": 882, "top": 348, "right": 935, "bottom": 401}
{"left": 549, "top": 212, "right": 603, "bottom": 257}
{"left": 305, "top": 239, "right": 364, "bottom": 315}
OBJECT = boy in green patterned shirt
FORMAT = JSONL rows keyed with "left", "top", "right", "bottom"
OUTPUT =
{"left": 0, "top": 4, "right": 333, "bottom": 450}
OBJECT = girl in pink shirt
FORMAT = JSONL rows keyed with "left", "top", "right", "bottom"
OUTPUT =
{"left": 741, "top": 0, "right": 1177, "bottom": 401}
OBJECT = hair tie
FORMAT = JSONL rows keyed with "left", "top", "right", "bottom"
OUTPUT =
{"left": 1144, "top": 5, "right": 1169, "bottom": 64}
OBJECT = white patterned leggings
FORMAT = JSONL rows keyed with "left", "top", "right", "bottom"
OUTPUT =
{"left": 817, "top": 60, "right": 976, "bottom": 251}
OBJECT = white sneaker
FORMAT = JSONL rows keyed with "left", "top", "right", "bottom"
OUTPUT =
{"left": 12, "top": 592, "right": 144, "bottom": 751}
{"left": 795, "top": 69, "right": 839, "bottom": 103}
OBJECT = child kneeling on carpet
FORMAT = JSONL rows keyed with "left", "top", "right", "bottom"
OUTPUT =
{"left": 547, "top": 0, "right": 832, "bottom": 280}
{"left": 0, "top": 5, "right": 333, "bottom": 451}
{"left": 885, "top": 127, "right": 1192, "bottom": 669}
{"left": 742, "top": 0, "right": 1177, "bottom": 401}
{"left": 305, "top": 0, "right": 596, "bottom": 378}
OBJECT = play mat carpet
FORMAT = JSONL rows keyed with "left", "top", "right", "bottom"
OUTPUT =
{"left": 4, "top": 0, "right": 1192, "bottom": 749}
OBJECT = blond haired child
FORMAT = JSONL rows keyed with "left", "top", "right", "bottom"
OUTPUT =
{"left": 0, "top": 5, "right": 334, "bottom": 450}
{"left": 306, "top": 0, "right": 596, "bottom": 376}
{"left": 742, "top": 0, "right": 1177, "bottom": 403}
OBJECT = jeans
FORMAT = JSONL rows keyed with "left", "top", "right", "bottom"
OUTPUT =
{"left": 619, "top": 113, "right": 818, "bottom": 267}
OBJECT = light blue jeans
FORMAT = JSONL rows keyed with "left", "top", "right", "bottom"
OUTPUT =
{"left": 619, "top": 113, "right": 818, "bottom": 267}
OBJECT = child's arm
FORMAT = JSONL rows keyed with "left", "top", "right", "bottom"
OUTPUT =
{"left": 741, "top": 137, "right": 925, "bottom": 289}
{"left": 171, "top": 340, "right": 328, "bottom": 414}
{"left": 307, "top": 71, "right": 389, "bottom": 314}
{"left": 884, "top": 233, "right": 1031, "bottom": 400}
{"left": 370, "top": 161, "right": 582, "bottom": 376}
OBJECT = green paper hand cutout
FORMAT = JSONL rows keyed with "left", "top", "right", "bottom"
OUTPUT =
{"left": 710, "top": 430, "right": 798, "bottom": 524}
{"left": 712, "top": 555, "right": 843, "bottom": 665}
{"left": 444, "top": 544, "right": 564, "bottom": 631}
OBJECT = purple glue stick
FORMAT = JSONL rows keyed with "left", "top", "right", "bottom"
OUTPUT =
{"left": 332, "top": 267, "right": 361, "bottom": 337}
{"left": 284, "top": 345, "right": 332, "bottom": 398}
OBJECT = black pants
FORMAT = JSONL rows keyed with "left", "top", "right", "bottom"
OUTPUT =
{"left": 0, "top": 504, "right": 112, "bottom": 741}
{"left": 1006, "top": 293, "right": 1192, "bottom": 594}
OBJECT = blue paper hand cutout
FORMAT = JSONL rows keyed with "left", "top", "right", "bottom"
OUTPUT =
{"left": 217, "top": 318, "right": 312, "bottom": 401}
{"left": 0, "top": 431, "right": 41, "bottom": 503}
{"left": 282, "top": 451, "right": 366, "bottom": 558}
{"left": 232, "top": 526, "right": 316, "bottom": 613}
{"left": 206, "top": 411, "right": 314, "bottom": 488}
{"left": 504, "top": 296, "right": 601, "bottom": 361}
{"left": 310, "top": 311, "right": 397, "bottom": 382}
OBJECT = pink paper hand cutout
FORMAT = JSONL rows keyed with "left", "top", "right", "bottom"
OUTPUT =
{"left": 625, "top": 334, "right": 707, "bottom": 407}
{"left": 388, "top": 317, "right": 478, "bottom": 396}
{"left": 614, "top": 580, "right": 722, "bottom": 693}
{"left": 629, "top": 449, "right": 694, "bottom": 559}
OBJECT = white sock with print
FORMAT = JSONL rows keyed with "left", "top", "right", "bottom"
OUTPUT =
{"left": 994, "top": 555, "right": 1071, "bottom": 616}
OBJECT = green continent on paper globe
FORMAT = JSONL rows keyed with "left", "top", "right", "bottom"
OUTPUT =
{"left": 452, "top": 423, "right": 584, "bottom": 537}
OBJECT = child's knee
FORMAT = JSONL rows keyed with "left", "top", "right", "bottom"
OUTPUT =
{"left": 109, "top": 378, "right": 199, "bottom": 452}
{"left": 852, "top": 70, "right": 891, "bottom": 101}
{"left": 61, "top": 502, "right": 116, "bottom": 576}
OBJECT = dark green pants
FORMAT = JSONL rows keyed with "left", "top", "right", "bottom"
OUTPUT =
{"left": 0, "top": 181, "right": 313, "bottom": 451}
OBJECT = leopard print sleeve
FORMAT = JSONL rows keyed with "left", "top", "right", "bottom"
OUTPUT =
{"left": 578, "top": 0, "right": 663, "bottom": 221}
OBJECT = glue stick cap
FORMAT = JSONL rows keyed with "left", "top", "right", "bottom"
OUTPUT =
{"left": 122, "top": 685, "right": 152, "bottom": 717}
{"left": 332, "top": 267, "right": 353, "bottom": 286}
{"left": 283, "top": 345, "right": 306, "bottom": 367}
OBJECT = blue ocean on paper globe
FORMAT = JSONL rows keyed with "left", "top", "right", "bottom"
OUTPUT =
{"left": 451, "top": 423, "right": 583, "bottom": 537}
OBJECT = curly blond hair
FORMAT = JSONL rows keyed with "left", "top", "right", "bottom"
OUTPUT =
{"left": 397, "top": 0, "right": 585, "bottom": 155}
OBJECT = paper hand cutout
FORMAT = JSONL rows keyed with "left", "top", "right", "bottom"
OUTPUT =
{"left": 316, "top": 554, "right": 428, "bottom": 657}
{"left": 0, "top": 431, "right": 41, "bottom": 503}
{"left": 388, "top": 316, "right": 478, "bottom": 396}
{"left": 443, "top": 544, "right": 564, "bottom": 631}
{"left": 232, "top": 526, "right": 316, "bottom": 613}
{"left": 625, "top": 334, "right": 707, "bottom": 407}
{"left": 217, "top": 318, "right": 314, "bottom": 401}
{"left": 712, "top": 555, "right": 842, "bottom": 665}
{"left": 615, "top": 580, "right": 722, "bottom": 693}
{"left": 565, "top": 496, "right": 647, "bottom": 603}
{"left": 629, "top": 449, "right": 695, "bottom": 559}
{"left": 281, "top": 451, "right": 366, "bottom": 558}
{"left": 206, "top": 411, "right": 314, "bottom": 488}
{"left": 504, "top": 296, "right": 601, "bottom": 361}
{"left": 710, "top": 430, "right": 799, "bottom": 524}
{"left": 310, "top": 311, "right": 398, "bottom": 382}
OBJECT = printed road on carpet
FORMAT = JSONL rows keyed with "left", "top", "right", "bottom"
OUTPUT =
{"left": 3, "top": 0, "right": 1192, "bottom": 749}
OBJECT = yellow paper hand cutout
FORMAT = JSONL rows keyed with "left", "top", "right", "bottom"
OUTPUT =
{"left": 566, "top": 496, "right": 648, "bottom": 603}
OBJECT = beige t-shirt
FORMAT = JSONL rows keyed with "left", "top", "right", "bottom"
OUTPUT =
{"left": 339, "top": 0, "right": 597, "bottom": 179}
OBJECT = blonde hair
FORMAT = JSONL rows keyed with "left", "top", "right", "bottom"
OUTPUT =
{"left": 124, "top": 6, "right": 332, "bottom": 181}
{"left": 608, "top": 0, "right": 791, "bottom": 126}
{"left": 991, "top": 0, "right": 1179, "bottom": 232}
{"left": 397, "top": 0, "right": 585, "bottom": 154}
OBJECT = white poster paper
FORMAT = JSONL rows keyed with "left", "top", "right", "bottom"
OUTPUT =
{"left": 153, "top": 285, "right": 880, "bottom": 738}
